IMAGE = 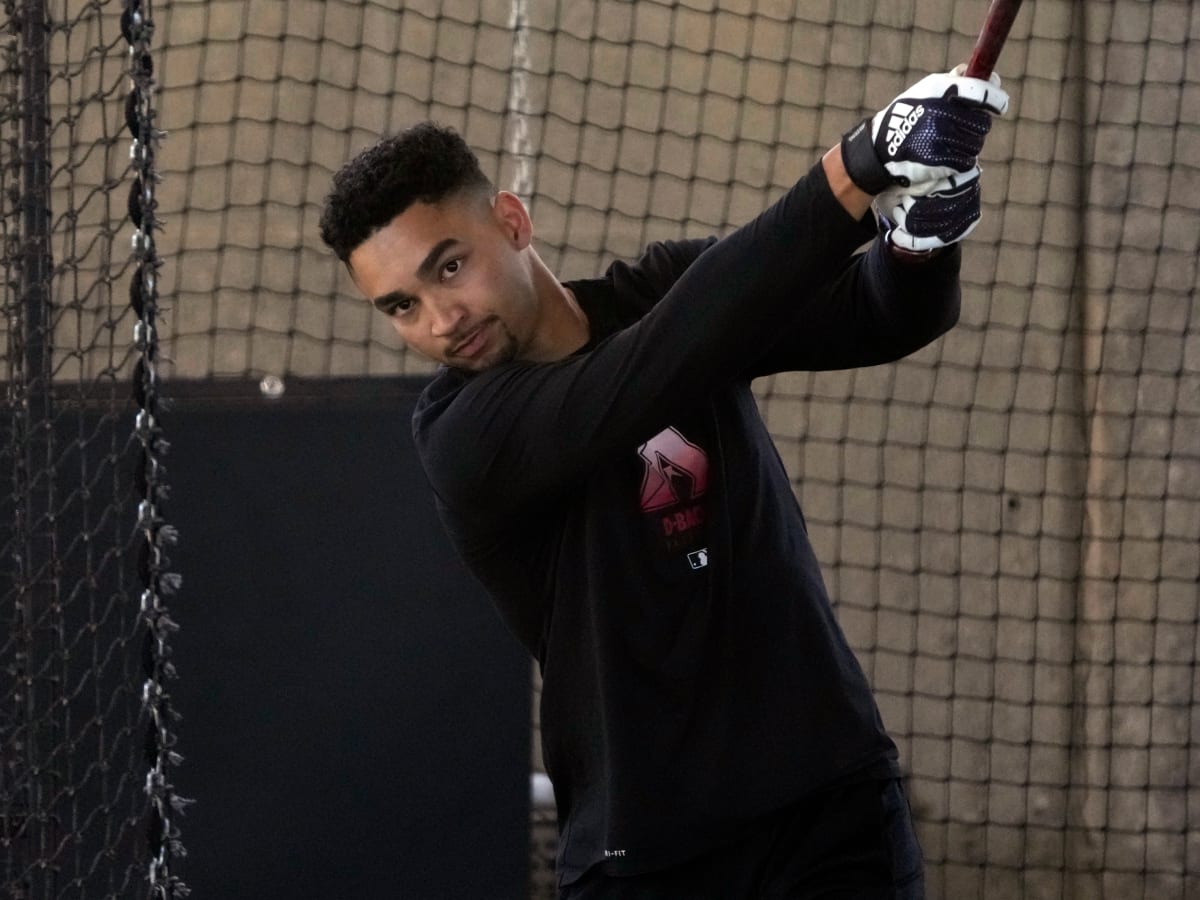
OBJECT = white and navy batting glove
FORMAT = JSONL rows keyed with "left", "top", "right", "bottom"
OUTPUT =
{"left": 841, "top": 67, "right": 1008, "bottom": 196}
{"left": 877, "top": 166, "right": 983, "bottom": 253}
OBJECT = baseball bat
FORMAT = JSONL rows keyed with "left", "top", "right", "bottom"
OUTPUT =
{"left": 965, "top": 0, "right": 1026, "bottom": 78}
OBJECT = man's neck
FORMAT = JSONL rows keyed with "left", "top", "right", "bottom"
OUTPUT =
{"left": 521, "top": 267, "right": 590, "bottom": 363}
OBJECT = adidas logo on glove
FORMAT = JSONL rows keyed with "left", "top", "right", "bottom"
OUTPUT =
{"left": 886, "top": 102, "right": 925, "bottom": 157}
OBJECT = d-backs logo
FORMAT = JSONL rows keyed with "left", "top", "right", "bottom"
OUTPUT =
{"left": 637, "top": 426, "right": 709, "bottom": 562}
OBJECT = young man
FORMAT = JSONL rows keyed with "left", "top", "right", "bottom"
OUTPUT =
{"left": 320, "top": 69, "right": 1006, "bottom": 898}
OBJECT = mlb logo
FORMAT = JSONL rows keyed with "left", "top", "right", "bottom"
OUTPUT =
{"left": 687, "top": 549, "right": 709, "bottom": 570}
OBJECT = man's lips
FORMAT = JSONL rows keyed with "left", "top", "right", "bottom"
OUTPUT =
{"left": 450, "top": 320, "right": 492, "bottom": 358}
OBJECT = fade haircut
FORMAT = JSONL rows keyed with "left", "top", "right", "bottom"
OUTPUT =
{"left": 318, "top": 122, "right": 494, "bottom": 264}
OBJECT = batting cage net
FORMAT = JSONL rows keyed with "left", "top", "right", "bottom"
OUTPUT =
{"left": 2, "top": 0, "right": 185, "bottom": 897}
{"left": 4, "top": 0, "right": 1197, "bottom": 898}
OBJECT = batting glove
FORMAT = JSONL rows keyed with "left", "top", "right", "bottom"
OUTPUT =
{"left": 841, "top": 67, "right": 1008, "bottom": 196}
{"left": 878, "top": 166, "right": 983, "bottom": 253}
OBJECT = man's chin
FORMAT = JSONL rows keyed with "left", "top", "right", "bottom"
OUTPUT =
{"left": 448, "top": 340, "right": 517, "bottom": 373}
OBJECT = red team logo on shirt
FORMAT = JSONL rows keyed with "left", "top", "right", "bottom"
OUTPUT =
{"left": 637, "top": 427, "right": 709, "bottom": 511}
{"left": 637, "top": 427, "right": 710, "bottom": 567}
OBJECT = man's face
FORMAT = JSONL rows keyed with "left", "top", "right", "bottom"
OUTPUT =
{"left": 347, "top": 191, "right": 538, "bottom": 372}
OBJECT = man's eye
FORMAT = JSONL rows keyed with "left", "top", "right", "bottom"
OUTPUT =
{"left": 388, "top": 297, "right": 414, "bottom": 316}
{"left": 442, "top": 258, "right": 462, "bottom": 279}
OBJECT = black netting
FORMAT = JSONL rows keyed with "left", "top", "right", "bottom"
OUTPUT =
{"left": 4, "top": 1, "right": 1198, "bottom": 897}
{"left": 1, "top": 1, "right": 184, "bottom": 897}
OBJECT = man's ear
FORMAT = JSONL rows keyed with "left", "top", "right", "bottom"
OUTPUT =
{"left": 491, "top": 191, "right": 533, "bottom": 249}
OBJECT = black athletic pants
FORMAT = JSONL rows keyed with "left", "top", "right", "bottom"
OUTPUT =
{"left": 559, "top": 778, "right": 925, "bottom": 900}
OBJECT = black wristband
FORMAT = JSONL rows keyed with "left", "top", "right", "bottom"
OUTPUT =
{"left": 840, "top": 117, "right": 894, "bottom": 196}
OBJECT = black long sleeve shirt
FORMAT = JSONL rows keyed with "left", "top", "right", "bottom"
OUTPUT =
{"left": 412, "top": 162, "right": 962, "bottom": 884}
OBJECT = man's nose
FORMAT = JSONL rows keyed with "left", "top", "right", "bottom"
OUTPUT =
{"left": 428, "top": 300, "right": 466, "bottom": 337}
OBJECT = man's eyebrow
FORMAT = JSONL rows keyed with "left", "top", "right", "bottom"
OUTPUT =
{"left": 416, "top": 237, "right": 461, "bottom": 280}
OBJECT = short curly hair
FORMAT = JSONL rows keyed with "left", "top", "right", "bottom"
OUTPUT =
{"left": 319, "top": 122, "right": 494, "bottom": 263}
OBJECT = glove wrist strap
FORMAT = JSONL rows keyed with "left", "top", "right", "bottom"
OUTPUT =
{"left": 840, "top": 117, "right": 893, "bottom": 196}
